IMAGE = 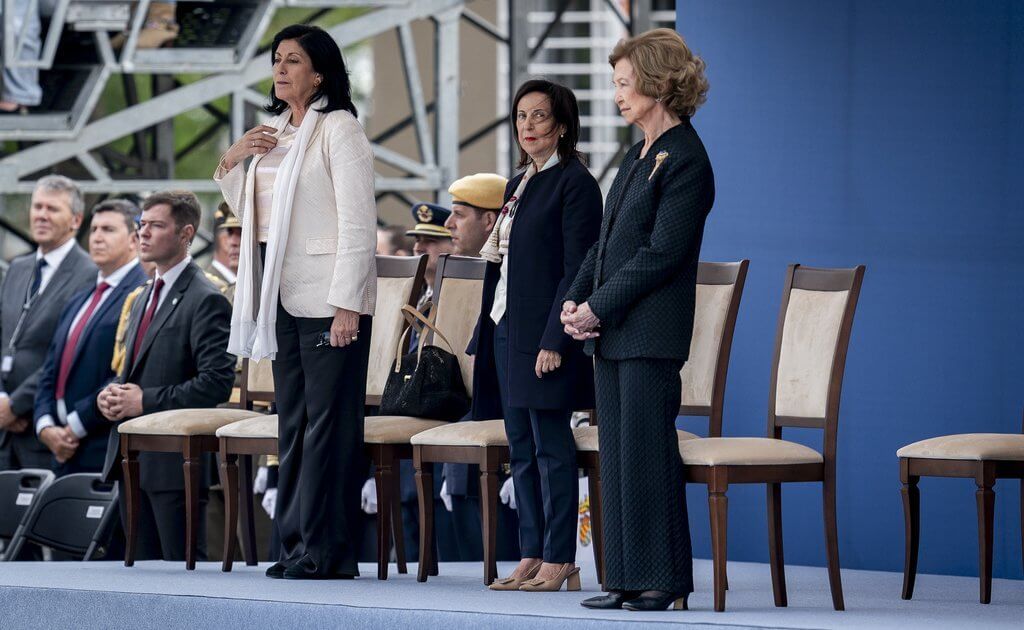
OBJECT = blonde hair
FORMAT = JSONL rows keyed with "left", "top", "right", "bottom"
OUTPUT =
{"left": 609, "top": 28, "right": 709, "bottom": 117}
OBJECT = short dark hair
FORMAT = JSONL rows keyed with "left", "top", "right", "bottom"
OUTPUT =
{"left": 511, "top": 79, "right": 584, "bottom": 169}
{"left": 91, "top": 198, "right": 140, "bottom": 234}
{"left": 381, "top": 225, "right": 413, "bottom": 255}
{"left": 266, "top": 25, "right": 358, "bottom": 118}
{"left": 142, "top": 190, "right": 201, "bottom": 233}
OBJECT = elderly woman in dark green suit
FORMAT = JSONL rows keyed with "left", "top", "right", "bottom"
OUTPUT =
{"left": 562, "top": 28, "right": 714, "bottom": 612}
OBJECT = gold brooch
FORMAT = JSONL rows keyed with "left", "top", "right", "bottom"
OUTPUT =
{"left": 649, "top": 150, "right": 669, "bottom": 181}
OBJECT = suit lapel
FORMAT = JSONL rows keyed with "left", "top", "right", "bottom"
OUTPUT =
{"left": 27, "top": 245, "right": 83, "bottom": 320}
{"left": 69, "top": 273, "right": 136, "bottom": 371}
{"left": 129, "top": 264, "right": 197, "bottom": 376}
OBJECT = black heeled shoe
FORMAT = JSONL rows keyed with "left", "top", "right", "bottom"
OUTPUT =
{"left": 580, "top": 590, "right": 642, "bottom": 610}
{"left": 622, "top": 590, "right": 689, "bottom": 611}
{"left": 265, "top": 559, "right": 294, "bottom": 579}
{"left": 283, "top": 555, "right": 356, "bottom": 580}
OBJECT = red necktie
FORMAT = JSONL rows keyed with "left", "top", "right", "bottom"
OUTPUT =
{"left": 132, "top": 278, "right": 165, "bottom": 364}
{"left": 55, "top": 282, "right": 110, "bottom": 400}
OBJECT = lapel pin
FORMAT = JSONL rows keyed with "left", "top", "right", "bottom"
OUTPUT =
{"left": 649, "top": 150, "right": 670, "bottom": 181}
{"left": 172, "top": 297, "right": 178, "bottom": 306}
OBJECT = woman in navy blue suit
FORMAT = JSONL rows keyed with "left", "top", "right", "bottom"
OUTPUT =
{"left": 470, "top": 79, "right": 602, "bottom": 592}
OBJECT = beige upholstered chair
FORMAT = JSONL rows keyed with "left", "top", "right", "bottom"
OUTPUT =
{"left": 402, "top": 256, "right": 511, "bottom": 585}
{"left": 577, "top": 260, "right": 749, "bottom": 588}
{"left": 897, "top": 411, "right": 1024, "bottom": 604}
{"left": 215, "top": 254, "right": 427, "bottom": 576}
{"left": 118, "top": 361, "right": 270, "bottom": 570}
{"left": 214, "top": 358, "right": 276, "bottom": 571}
{"left": 679, "top": 264, "right": 864, "bottom": 612}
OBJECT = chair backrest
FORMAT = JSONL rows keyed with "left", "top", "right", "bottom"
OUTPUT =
{"left": 768, "top": 264, "right": 865, "bottom": 462}
{"left": 366, "top": 255, "right": 428, "bottom": 404}
{"left": 0, "top": 469, "right": 55, "bottom": 548}
{"left": 430, "top": 255, "right": 487, "bottom": 393}
{"left": 680, "top": 260, "right": 749, "bottom": 437}
{"left": 2, "top": 473, "right": 117, "bottom": 560}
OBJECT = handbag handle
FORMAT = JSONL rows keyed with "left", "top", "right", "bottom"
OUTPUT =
{"left": 392, "top": 303, "right": 459, "bottom": 373}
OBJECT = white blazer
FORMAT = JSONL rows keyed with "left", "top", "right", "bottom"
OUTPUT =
{"left": 215, "top": 110, "right": 377, "bottom": 318}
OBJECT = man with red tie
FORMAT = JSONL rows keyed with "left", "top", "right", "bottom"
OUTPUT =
{"left": 98, "top": 190, "right": 234, "bottom": 562}
{"left": 33, "top": 199, "right": 148, "bottom": 475}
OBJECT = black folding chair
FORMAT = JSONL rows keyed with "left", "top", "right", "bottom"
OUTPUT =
{"left": 3, "top": 473, "right": 119, "bottom": 561}
{"left": 0, "top": 469, "right": 55, "bottom": 560}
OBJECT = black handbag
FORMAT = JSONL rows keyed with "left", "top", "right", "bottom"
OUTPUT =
{"left": 379, "top": 303, "right": 470, "bottom": 421}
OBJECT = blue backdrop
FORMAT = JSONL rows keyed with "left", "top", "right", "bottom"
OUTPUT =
{"left": 674, "top": 1, "right": 1023, "bottom": 578}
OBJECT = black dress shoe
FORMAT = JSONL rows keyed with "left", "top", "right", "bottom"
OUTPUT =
{"left": 580, "top": 590, "right": 642, "bottom": 610}
{"left": 283, "top": 555, "right": 356, "bottom": 580}
{"left": 622, "top": 590, "right": 690, "bottom": 611}
{"left": 265, "top": 560, "right": 294, "bottom": 579}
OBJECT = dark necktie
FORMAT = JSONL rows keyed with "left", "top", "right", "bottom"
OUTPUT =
{"left": 55, "top": 282, "right": 110, "bottom": 400}
{"left": 28, "top": 258, "right": 48, "bottom": 301}
{"left": 132, "top": 279, "right": 165, "bottom": 363}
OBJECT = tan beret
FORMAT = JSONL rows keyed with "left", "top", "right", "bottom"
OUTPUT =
{"left": 448, "top": 173, "right": 508, "bottom": 211}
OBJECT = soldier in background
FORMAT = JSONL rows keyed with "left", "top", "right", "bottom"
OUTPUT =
{"left": 206, "top": 203, "right": 240, "bottom": 303}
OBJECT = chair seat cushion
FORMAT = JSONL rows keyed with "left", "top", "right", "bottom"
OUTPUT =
{"left": 216, "top": 415, "right": 278, "bottom": 439}
{"left": 896, "top": 434, "right": 1024, "bottom": 461}
{"left": 364, "top": 416, "right": 450, "bottom": 444}
{"left": 118, "top": 408, "right": 262, "bottom": 436}
{"left": 572, "top": 425, "right": 699, "bottom": 452}
{"left": 679, "top": 437, "right": 823, "bottom": 466}
{"left": 410, "top": 419, "right": 508, "bottom": 447}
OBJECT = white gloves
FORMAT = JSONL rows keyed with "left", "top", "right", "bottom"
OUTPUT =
{"left": 360, "top": 478, "right": 378, "bottom": 514}
{"left": 499, "top": 477, "right": 517, "bottom": 510}
{"left": 440, "top": 480, "right": 453, "bottom": 512}
{"left": 261, "top": 488, "right": 277, "bottom": 519}
{"left": 253, "top": 466, "right": 268, "bottom": 495}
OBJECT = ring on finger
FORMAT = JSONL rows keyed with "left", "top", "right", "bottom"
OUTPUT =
{"left": 251, "top": 140, "right": 256, "bottom": 147}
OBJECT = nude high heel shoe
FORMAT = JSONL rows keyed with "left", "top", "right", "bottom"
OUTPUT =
{"left": 488, "top": 561, "right": 542, "bottom": 591}
{"left": 518, "top": 564, "right": 581, "bottom": 592}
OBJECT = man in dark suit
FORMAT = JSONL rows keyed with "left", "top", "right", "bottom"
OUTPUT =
{"left": 34, "top": 199, "right": 148, "bottom": 476}
{"left": 0, "top": 175, "right": 97, "bottom": 471}
{"left": 99, "top": 190, "right": 235, "bottom": 562}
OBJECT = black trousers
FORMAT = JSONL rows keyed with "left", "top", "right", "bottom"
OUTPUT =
{"left": 272, "top": 300, "right": 371, "bottom": 575}
{"left": 495, "top": 317, "right": 578, "bottom": 563}
{"left": 0, "top": 432, "right": 51, "bottom": 471}
{"left": 594, "top": 357, "right": 693, "bottom": 594}
{"left": 116, "top": 483, "right": 209, "bottom": 561}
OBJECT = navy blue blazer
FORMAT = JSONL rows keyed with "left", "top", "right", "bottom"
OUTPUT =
{"left": 469, "top": 157, "right": 602, "bottom": 416}
{"left": 33, "top": 264, "right": 149, "bottom": 437}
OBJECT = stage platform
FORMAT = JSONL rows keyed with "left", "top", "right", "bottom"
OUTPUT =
{"left": 0, "top": 558, "right": 1020, "bottom": 629}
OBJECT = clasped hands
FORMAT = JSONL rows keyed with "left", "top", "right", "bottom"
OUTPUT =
{"left": 40, "top": 426, "right": 79, "bottom": 463}
{"left": 98, "top": 383, "right": 145, "bottom": 422}
{"left": 561, "top": 301, "right": 601, "bottom": 341}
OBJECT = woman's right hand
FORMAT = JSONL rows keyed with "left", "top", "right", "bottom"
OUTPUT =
{"left": 220, "top": 125, "right": 279, "bottom": 171}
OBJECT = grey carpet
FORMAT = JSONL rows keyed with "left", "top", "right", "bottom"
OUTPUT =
{"left": 0, "top": 558, "right": 1020, "bottom": 629}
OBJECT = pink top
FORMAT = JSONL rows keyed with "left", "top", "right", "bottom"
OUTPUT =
{"left": 253, "top": 123, "right": 298, "bottom": 242}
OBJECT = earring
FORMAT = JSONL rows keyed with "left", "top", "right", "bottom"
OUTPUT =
{"left": 656, "top": 96, "right": 663, "bottom": 103}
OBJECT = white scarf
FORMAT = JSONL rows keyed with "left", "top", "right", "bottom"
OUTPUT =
{"left": 229, "top": 100, "right": 323, "bottom": 360}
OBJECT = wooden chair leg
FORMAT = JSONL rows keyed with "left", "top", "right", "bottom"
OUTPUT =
{"left": 480, "top": 450, "right": 499, "bottom": 586}
{"left": 122, "top": 444, "right": 141, "bottom": 568}
{"left": 975, "top": 463, "right": 995, "bottom": 604}
{"left": 587, "top": 464, "right": 605, "bottom": 588}
{"left": 414, "top": 450, "right": 434, "bottom": 582}
{"left": 374, "top": 452, "right": 392, "bottom": 580}
{"left": 238, "top": 454, "right": 258, "bottom": 566}
{"left": 707, "top": 467, "right": 729, "bottom": 613}
{"left": 900, "top": 460, "right": 920, "bottom": 600}
{"left": 708, "top": 487, "right": 728, "bottom": 612}
{"left": 767, "top": 482, "right": 787, "bottom": 607}
{"left": 220, "top": 450, "right": 239, "bottom": 572}
{"left": 389, "top": 455, "right": 408, "bottom": 574}
{"left": 823, "top": 475, "right": 845, "bottom": 611}
{"left": 183, "top": 440, "right": 201, "bottom": 571}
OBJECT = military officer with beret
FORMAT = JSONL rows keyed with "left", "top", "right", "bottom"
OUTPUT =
{"left": 444, "top": 173, "right": 507, "bottom": 257}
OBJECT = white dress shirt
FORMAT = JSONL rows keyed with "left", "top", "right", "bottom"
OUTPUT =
{"left": 34, "top": 237, "right": 77, "bottom": 296}
{"left": 35, "top": 259, "right": 141, "bottom": 438}
{"left": 146, "top": 255, "right": 192, "bottom": 313}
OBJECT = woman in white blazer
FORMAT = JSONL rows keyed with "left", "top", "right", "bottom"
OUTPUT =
{"left": 214, "top": 24, "right": 376, "bottom": 580}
